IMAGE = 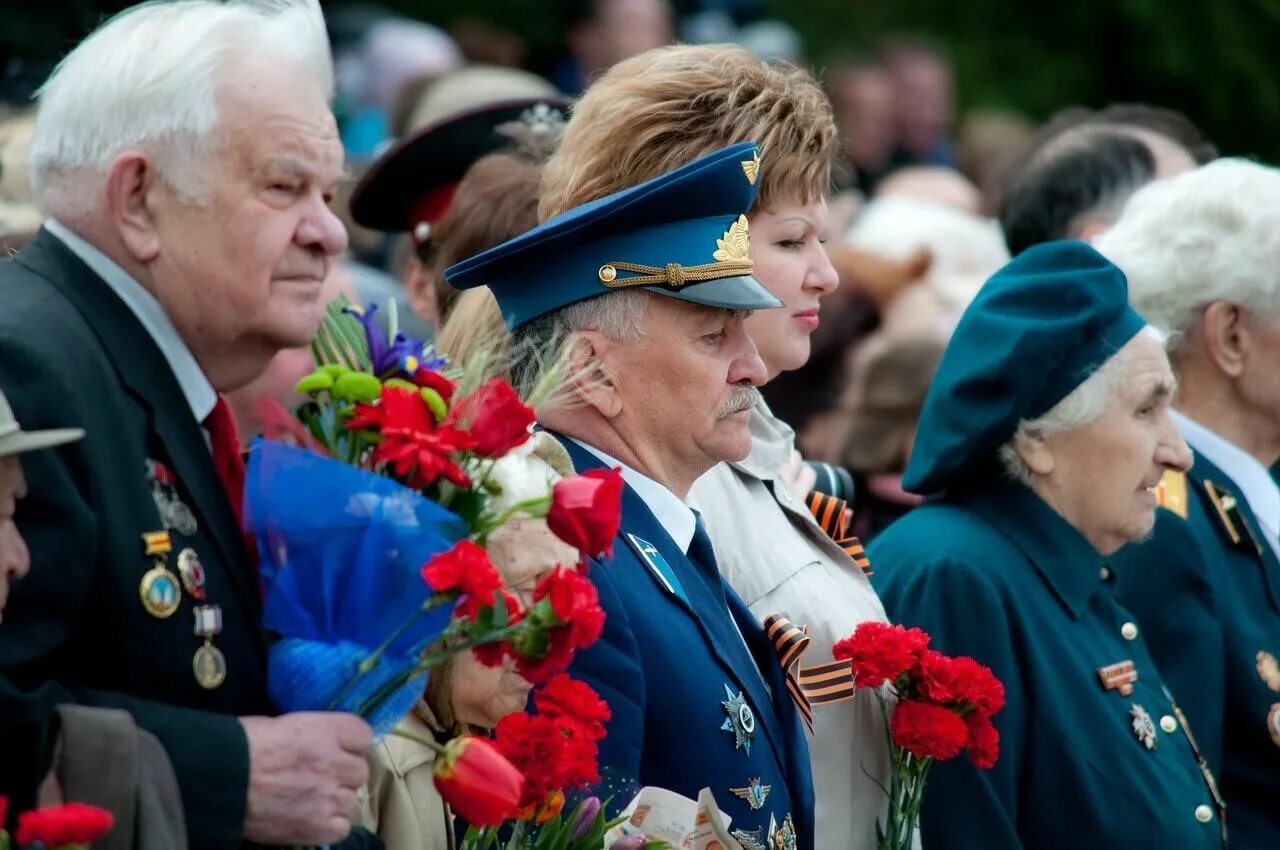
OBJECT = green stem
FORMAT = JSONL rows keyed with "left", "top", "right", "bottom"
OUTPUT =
{"left": 324, "top": 594, "right": 453, "bottom": 711}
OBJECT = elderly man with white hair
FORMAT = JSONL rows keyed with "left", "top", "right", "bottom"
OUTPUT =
{"left": 0, "top": 2, "right": 377, "bottom": 848}
{"left": 1100, "top": 158, "right": 1280, "bottom": 850}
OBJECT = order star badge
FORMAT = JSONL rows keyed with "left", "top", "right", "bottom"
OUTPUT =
{"left": 1130, "top": 703, "right": 1158, "bottom": 751}
{"left": 721, "top": 683, "right": 757, "bottom": 754}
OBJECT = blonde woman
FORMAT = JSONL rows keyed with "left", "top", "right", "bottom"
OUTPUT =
{"left": 538, "top": 45, "right": 894, "bottom": 850}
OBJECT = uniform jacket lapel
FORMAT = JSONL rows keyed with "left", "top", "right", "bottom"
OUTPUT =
{"left": 15, "top": 231, "right": 261, "bottom": 622}
{"left": 1188, "top": 450, "right": 1280, "bottom": 614}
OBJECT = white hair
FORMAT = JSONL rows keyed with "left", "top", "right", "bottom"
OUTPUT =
{"left": 998, "top": 325, "right": 1166, "bottom": 483}
{"left": 30, "top": 0, "right": 333, "bottom": 211}
{"left": 1094, "top": 158, "right": 1280, "bottom": 347}
{"left": 509, "top": 290, "right": 649, "bottom": 397}
{"left": 845, "top": 195, "right": 1010, "bottom": 314}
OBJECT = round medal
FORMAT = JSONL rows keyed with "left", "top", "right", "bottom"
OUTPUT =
{"left": 193, "top": 642, "right": 227, "bottom": 689}
{"left": 177, "top": 548, "right": 207, "bottom": 600}
{"left": 139, "top": 564, "right": 182, "bottom": 618}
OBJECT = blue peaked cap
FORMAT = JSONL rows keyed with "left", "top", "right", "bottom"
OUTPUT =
{"left": 444, "top": 142, "right": 782, "bottom": 329}
{"left": 904, "top": 241, "right": 1147, "bottom": 496}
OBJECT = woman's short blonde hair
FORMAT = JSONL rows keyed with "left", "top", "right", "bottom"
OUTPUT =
{"left": 539, "top": 44, "right": 836, "bottom": 220}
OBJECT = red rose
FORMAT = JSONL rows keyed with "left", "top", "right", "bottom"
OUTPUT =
{"left": 15, "top": 802, "right": 115, "bottom": 846}
{"left": 420, "top": 540, "right": 505, "bottom": 620}
{"left": 536, "top": 673, "right": 611, "bottom": 741}
{"left": 433, "top": 736, "right": 524, "bottom": 827}
{"left": 447, "top": 378, "right": 535, "bottom": 458}
{"left": 412, "top": 366, "right": 456, "bottom": 401}
{"left": 347, "top": 386, "right": 473, "bottom": 489}
{"left": 890, "top": 699, "right": 969, "bottom": 761}
{"left": 834, "top": 622, "right": 930, "bottom": 688}
{"left": 516, "top": 567, "right": 606, "bottom": 684}
{"left": 546, "top": 468, "right": 624, "bottom": 558}
{"left": 965, "top": 714, "right": 1000, "bottom": 770}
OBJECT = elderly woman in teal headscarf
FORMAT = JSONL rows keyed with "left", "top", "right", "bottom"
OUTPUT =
{"left": 868, "top": 241, "right": 1225, "bottom": 850}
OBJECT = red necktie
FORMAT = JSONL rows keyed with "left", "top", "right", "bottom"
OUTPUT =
{"left": 204, "top": 395, "right": 245, "bottom": 527}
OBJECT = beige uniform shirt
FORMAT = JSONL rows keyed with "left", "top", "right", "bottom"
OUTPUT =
{"left": 688, "top": 403, "right": 900, "bottom": 850}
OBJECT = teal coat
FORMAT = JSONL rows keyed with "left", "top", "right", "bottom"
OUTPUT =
{"left": 869, "top": 474, "right": 1224, "bottom": 850}
{"left": 1112, "top": 450, "right": 1280, "bottom": 848}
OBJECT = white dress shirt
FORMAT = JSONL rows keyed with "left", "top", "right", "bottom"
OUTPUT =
{"left": 1174, "top": 409, "right": 1280, "bottom": 557}
{"left": 45, "top": 219, "right": 217, "bottom": 424}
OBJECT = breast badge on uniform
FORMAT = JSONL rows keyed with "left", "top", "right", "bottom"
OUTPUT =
{"left": 1204, "top": 480, "right": 1262, "bottom": 555}
{"left": 1130, "top": 704, "right": 1158, "bottom": 750}
{"left": 730, "top": 778, "right": 771, "bottom": 810}
{"left": 139, "top": 530, "right": 181, "bottom": 618}
{"left": 145, "top": 458, "right": 197, "bottom": 536}
{"left": 1256, "top": 650, "right": 1280, "bottom": 692}
{"left": 1097, "top": 659, "right": 1138, "bottom": 696}
{"left": 721, "top": 684, "right": 757, "bottom": 754}
{"left": 177, "top": 548, "right": 208, "bottom": 600}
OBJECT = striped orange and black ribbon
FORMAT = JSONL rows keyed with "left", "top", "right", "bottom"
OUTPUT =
{"left": 806, "top": 491, "right": 873, "bottom": 576}
{"left": 764, "top": 612, "right": 858, "bottom": 734}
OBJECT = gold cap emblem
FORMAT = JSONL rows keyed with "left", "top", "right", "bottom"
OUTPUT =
{"left": 713, "top": 215, "right": 751, "bottom": 263}
{"left": 741, "top": 152, "right": 762, "bottom": 186}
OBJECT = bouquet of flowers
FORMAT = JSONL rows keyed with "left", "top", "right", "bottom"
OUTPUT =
{"left": 834, "top": 622, "right": 1006, "bottom": 850}
{"left": 0, "top": 798, "right": 114, "bottom": 850}
{"left": 245, "top": 298, "right": 621, "bottom": 735}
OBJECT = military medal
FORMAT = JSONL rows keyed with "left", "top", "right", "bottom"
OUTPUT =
{"left": 192, "top": 604, "right": 226, "bottom": 689}
{"left": 177, "top": 548, "right": 207, "bottom": 600}
{"left": 1256, "top": 650, "right": 1280, "bottom": 692}
{"left": 1130, "top": 704, "right": 1158, "bottom": 750}
{"left": 730, "top": 778, "right": 771, "bottom": 810}
{"left": 1097, "top": 660, "right": 1138, "bottom": 696}
{"left": 768, "top": 814, "right": 797, "bottom": 850}
{"left": 146, "top": 459, "right": 198, "bottom": 536}
{"left": 721, "top": 684, "right": 756, "bottom": 754}
{"left": 140, "top": 531, "right": 181, "bottom": 618}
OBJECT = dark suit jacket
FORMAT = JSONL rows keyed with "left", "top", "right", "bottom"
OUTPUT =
{"left": 0, "top": 230, "right": 270, "bottom": 847}
{"left": 556, "top": 436, "right": 815, "bottom": 850}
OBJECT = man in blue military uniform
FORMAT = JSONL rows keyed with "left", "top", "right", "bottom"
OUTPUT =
{"left": 447, "top": 143, "right": 815, "bottom": 850}
{"left": 1098, "top": 159, "right": 1280, "bottom": 848}
{"left": 867, "top": 241, "right": 1224, "bottom": 849}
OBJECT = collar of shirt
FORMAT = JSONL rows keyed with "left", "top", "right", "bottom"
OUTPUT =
{"left": 568, "top": 437, "right": 697, "bottom": 553}
{"left": 957, "top": 473, "right": 1106, "bottom": 617}
{"left": 727, "top": 399, "right": 794, "bottom": 482}
{"left": 1174, "top": 408, "right": 1280, "bottom": 542}
{"left": 46, "top": 219, "right": 217, "bottom": 424}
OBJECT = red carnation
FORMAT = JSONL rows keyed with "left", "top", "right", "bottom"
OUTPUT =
{"left": 965, "top": 714, "right": 1000, "bottom": 770}
{"left": 420, "top": 540, "right": 505, "bottom": 620}
{"left": 471, "top": 589, "right": 527, "bottom": 667}
{"left": 547, "top": 468, "right": 624, "bottom": 558}
{"left": 536, "top": 673, "right": 611, "bottom": 741}
{"left": 958, "top": 658, "right": 1006, "bottom": 719}
{"left": 516, "top": 567, "right": 606, "bottom": 684}
{"left": 434, "top": 736, "right": 524, "bottom": 826}
{"left": 15, "top": 802, "right": 115, "bottom": 846}
{"left": 347, "top": 386, "right": 473, "bottom": 489}
{"left": 493, "top": 711, "right": 576, "bottom": 809}
{"left": 834, "top": 622, "right": 930, "bottom": 688}
{"left": 889, "top": 699, "right": 969, "bottom": 761}
{"left": 447, "top": 378, "right": 535, "bottom": 458}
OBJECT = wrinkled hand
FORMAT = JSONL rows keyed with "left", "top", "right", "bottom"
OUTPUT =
{"left": 779, "top": 449, "right": 817, "bottom": 503}
{"left": 240, "top": 712, "right": 372, "bottom": 845}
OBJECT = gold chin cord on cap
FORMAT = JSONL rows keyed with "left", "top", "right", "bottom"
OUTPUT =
{"left": 597, "top": 214, "right": 754, "bottom": 289}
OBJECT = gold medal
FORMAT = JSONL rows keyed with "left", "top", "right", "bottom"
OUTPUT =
{"left": 139, "top": 564, "right": 182, "bottom": 618}
{"left": 193, "top": 641, "right": 227, "bottom": 689}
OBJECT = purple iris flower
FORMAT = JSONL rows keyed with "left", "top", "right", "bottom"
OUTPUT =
{"left": 343, "top": 304, "right": 427, "bottom": 378}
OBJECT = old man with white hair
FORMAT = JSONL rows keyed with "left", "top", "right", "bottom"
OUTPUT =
{"left": 1100, "top": 158, "right": 1280, "bottom": 850}
{"left": 0, "top": 2, "right": 376, "bottom": 847}
{"left": 868, "top": 241, "right": 1225, "bottom": 849}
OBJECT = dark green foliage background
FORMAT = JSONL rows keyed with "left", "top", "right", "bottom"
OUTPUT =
{"left": 3, "top": 0, "right": 1276, "bottom": 159}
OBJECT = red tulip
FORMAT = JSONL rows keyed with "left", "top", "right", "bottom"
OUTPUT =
{"left": 546, "top": 468, "right": 623, "bottom": 558}
{"left": 15, "top": 802, "right": 115, "bottom": 846}
{"left": 448, "top": 378, "right": 535, "bottom": 458}
{"left": 434, "top": 736, "right": 525, "bottom": 827}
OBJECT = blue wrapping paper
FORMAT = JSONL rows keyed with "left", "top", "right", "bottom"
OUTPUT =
{"left": 245, "top": 440, "right": 468, "bottom": 735}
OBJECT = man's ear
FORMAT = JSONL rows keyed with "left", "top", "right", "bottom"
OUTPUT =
{"left": 1013, "top": 428, "right": 1056, "bottom": 477}
{"left": 104, "top": 151, "right": 162, "bottom": 263}
{"left": 568, "top": 330, "right": 623, "bottom": 418}
{"left": 1200, "top": 300, "right": 1247, "bottom": 379}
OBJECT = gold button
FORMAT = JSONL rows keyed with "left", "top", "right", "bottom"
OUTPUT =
{"left": 598, "top": 264, "right": 618, "bottom": 283}
{"left": 1195, "top": 805, "right": 1213, "bottom": 823}
{"left": 1121, "top": 622, "right": 1139, "bottom": 640}
{"left": 1099, "top": 566, "right": 1112, "bottom": 581}
{"left": 1160, "top": 715, "right": 1178, "bottom": 733}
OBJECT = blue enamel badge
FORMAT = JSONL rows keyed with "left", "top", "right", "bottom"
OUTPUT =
{"left": 625, "top": 533, "right": 689, "bottom": 603}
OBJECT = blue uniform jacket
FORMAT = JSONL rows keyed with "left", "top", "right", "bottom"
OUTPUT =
{"left": 556, "top": 437, "right": 815, "bottom": 850}
{"left": 1112, "top": 450, "right": 1280, "bottom": 848}
{"left": 869, "top": 474, "right": 1224, "bottom": 850}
